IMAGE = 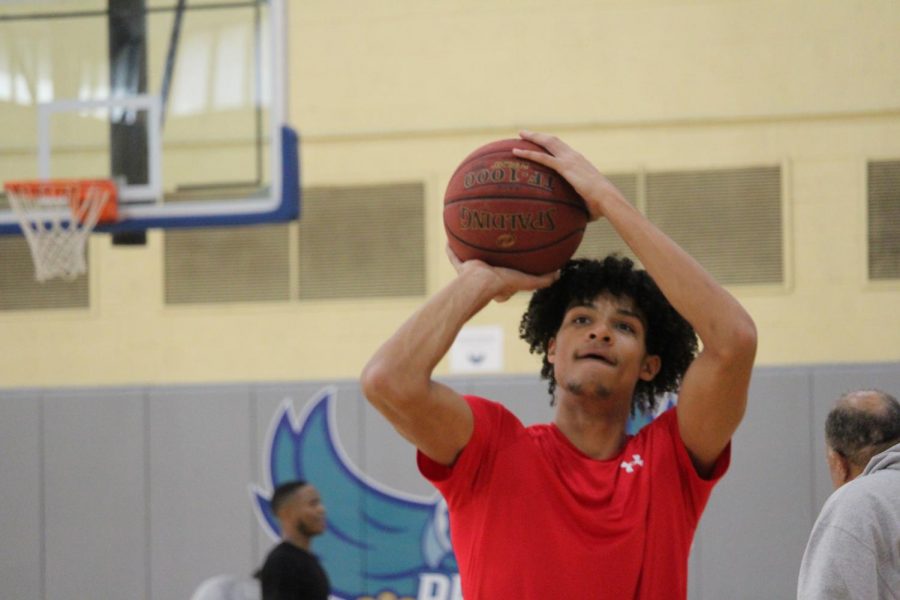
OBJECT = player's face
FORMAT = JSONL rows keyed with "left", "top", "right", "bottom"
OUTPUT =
{"left": 548, "top": 293, "right": 660, "bottom": 405}
{"left": 289, "top": 484, "right": 327, "bottom": 538}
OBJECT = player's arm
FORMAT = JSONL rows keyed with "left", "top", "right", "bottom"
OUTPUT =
{"left": 514, "top": 131, "right": 757, "bottom": 476}
{"left": 361, "top": 249, "right": 557, "bottom": 466}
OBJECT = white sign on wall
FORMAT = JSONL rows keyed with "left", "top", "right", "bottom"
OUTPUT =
{"left": 449, "top": 325, "right": 504, "bottom": 373}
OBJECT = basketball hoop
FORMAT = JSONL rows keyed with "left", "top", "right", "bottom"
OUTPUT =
{"left": 3, "top": 179, "right": 118, "bottom": 282}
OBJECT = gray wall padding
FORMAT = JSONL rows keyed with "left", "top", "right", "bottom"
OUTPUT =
{"left": 1, "top": 363, "right": 898, "bottom": 600}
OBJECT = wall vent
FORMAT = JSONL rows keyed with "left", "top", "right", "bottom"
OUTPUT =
{"left": 0, "top": 236, "right": 89, "bottom": 310}
{"left": 646, "top": 166, "right": 782, "bottom": 285}
{"left": 868, "top": 160, "right": 900, "bottom": 280}
{"left": 297, "top": 183, "right": 425, "bottom": 300}
{"left": 165, "top": 224, "right": 291, "bottom": 304}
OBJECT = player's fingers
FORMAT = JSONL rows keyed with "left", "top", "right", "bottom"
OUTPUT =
{"left": 532, "top": 269, "right": 561, "bottom": 289}
{"left": 512, "top": 148, "right": 549, "bottom": 165}
{"left": 445, "top": 244, "right": 464, "bottom": 272}
{"left": 511, "top": 146, "right": 559, "bottom": 171}
{"left": 491, "top": 268, "right": 558, "bottom": 303}
{"left": 508, "top": 268, "right": 560, "bottom": 291}
{"left": 518, "top": 130, "right": 568, "bottom": 156}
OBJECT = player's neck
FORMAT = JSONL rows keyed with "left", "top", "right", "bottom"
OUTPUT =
{"left": 554, "top": 397, "right": 630, "bottom": 460}
{"left": 283, "top": 531, "right": 311, "bottom": 551}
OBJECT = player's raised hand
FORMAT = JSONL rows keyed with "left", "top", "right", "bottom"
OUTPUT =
{"left": 446, "top": 245, "right": 557, "bottom": 303}
{"left": 513, "top": 130, "right": 626, "bottom": 222}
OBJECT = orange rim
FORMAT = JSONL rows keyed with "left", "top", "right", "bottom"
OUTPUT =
{"left": 4, "top": 179, "right": 119, "bottom": 224}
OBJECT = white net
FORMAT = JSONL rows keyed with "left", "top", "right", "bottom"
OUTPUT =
{"left": 5, "top": 181, "right": 112, "bottom": 282}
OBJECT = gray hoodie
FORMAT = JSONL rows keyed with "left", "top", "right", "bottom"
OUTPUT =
{"left": 797, "top": 442, "right": 900, "bottom": 599}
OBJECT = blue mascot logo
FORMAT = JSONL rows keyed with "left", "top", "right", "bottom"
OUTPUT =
{"left": 252, "top": 388, "right": 460, "bottom": 600}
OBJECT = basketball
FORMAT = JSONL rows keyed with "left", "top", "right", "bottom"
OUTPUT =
{"left": 443, "top": 138, "right": 588, "bottom": 275}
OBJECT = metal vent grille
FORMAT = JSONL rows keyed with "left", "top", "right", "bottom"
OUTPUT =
{"left": 868, "top": 160, "right": 900, "bottom": 280}
{"left": 646, "top": 166, "right": 783, "bottom": 285}
{"left": 0, "top": 236, "right": 89, "bottom": 310}
{"left": 298, "top": 183, "right": 425, "bottom": 300}
{"left": 574, "top": 173, "right": 640, "bottom": 263}
{"left": 164, "top": 224, "right": 290, "bottom": 304}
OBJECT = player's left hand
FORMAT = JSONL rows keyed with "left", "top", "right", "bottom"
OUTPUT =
{"left": 513, "top": 130, "right": 626, "bottom": 222}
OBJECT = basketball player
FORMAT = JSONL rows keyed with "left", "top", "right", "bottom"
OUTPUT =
{"left": 361, "top": 131, "right": 757, "bottom": 599}
{"left": 257, "top": 481, "right": 330, "bottom": 600}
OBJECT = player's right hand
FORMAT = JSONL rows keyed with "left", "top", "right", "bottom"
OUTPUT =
{"left": 446, "top": 245, "right": 558, "bottom": 302}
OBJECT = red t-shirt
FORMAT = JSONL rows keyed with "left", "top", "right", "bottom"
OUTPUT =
{"left": 417, "top": 395, "right": 729, "bottom": 600}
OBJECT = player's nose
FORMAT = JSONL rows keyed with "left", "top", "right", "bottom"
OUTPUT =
{"left": 588, "top": 321, "right": 611, "bottom": 341}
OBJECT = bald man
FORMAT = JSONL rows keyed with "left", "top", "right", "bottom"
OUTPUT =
{"left": 797, "top": 389, "right": 900, "bottom": 599}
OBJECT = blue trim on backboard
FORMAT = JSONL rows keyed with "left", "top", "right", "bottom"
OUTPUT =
{"left": 0, "top": 126, "right": 301, "bottom": 234}
{"left": 95, "top": 126, "right": 301, "bottom": 232}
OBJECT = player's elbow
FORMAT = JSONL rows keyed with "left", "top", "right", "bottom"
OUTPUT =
{"left": 734, "top": 317, "right": 758, "bottom": 358}
{"left": 360, "top": 360, "right": 392, "bottom": 410}
{"left": 360, "top": 359, "right": 420, "bottom": 414}
{"left": 719, "top": 317, "right": 758, "bottom": 367}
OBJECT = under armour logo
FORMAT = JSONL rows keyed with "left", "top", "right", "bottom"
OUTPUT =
{"left": 620, "top": 454, "right": 644, "bottom": 473}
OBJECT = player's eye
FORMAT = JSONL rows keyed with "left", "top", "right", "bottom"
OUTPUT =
{"left": 616, "top": 321, "right": 636, "bottom": 333}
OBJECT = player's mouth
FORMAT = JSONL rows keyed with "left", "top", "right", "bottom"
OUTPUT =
{"left": 575, "top": 350, "right": 616, "bottom": 365}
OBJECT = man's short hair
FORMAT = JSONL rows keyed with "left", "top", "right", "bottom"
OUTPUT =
{"left": 825, "top": 390, "right": 900, "bottom": 468}
{"left": 270, "top": 480, "right": 308, "bottom": 515}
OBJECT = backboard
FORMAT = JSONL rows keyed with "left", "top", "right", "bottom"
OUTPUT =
{"left": 0, "top": 0, "right": 298, "bottom": 235}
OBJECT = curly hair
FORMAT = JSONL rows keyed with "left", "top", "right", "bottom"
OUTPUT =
{"left": 519, "top": 256, "right": 698, "bottom": 414}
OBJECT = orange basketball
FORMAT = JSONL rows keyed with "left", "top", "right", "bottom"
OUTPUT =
{"left": 443, "top": 139, "right": 588, "bottom": 275}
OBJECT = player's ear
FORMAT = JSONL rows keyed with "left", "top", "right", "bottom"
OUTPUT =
{"left": 547, "top": 338, "right": 557, "bottom": 364}
{"left": 639, "top": 354, "right": 661, "bottom": 381}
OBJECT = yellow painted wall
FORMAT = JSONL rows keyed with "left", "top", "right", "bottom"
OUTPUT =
{"left": 2, "top": 0, "right": 899, "bottom": 387}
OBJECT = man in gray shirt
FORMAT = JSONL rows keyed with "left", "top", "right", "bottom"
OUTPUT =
{"left": 798, "top": 389, "right": 900, "bottom": 599}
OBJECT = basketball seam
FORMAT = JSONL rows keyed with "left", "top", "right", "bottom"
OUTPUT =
{"left": 457, "top": 145, "right": 545, "bottom": 164}
{"left": 444, "top": 196, "right": 589, "bottom": 215}
{"left": 444, "top": 227, "right": 586, "bottom": 255}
